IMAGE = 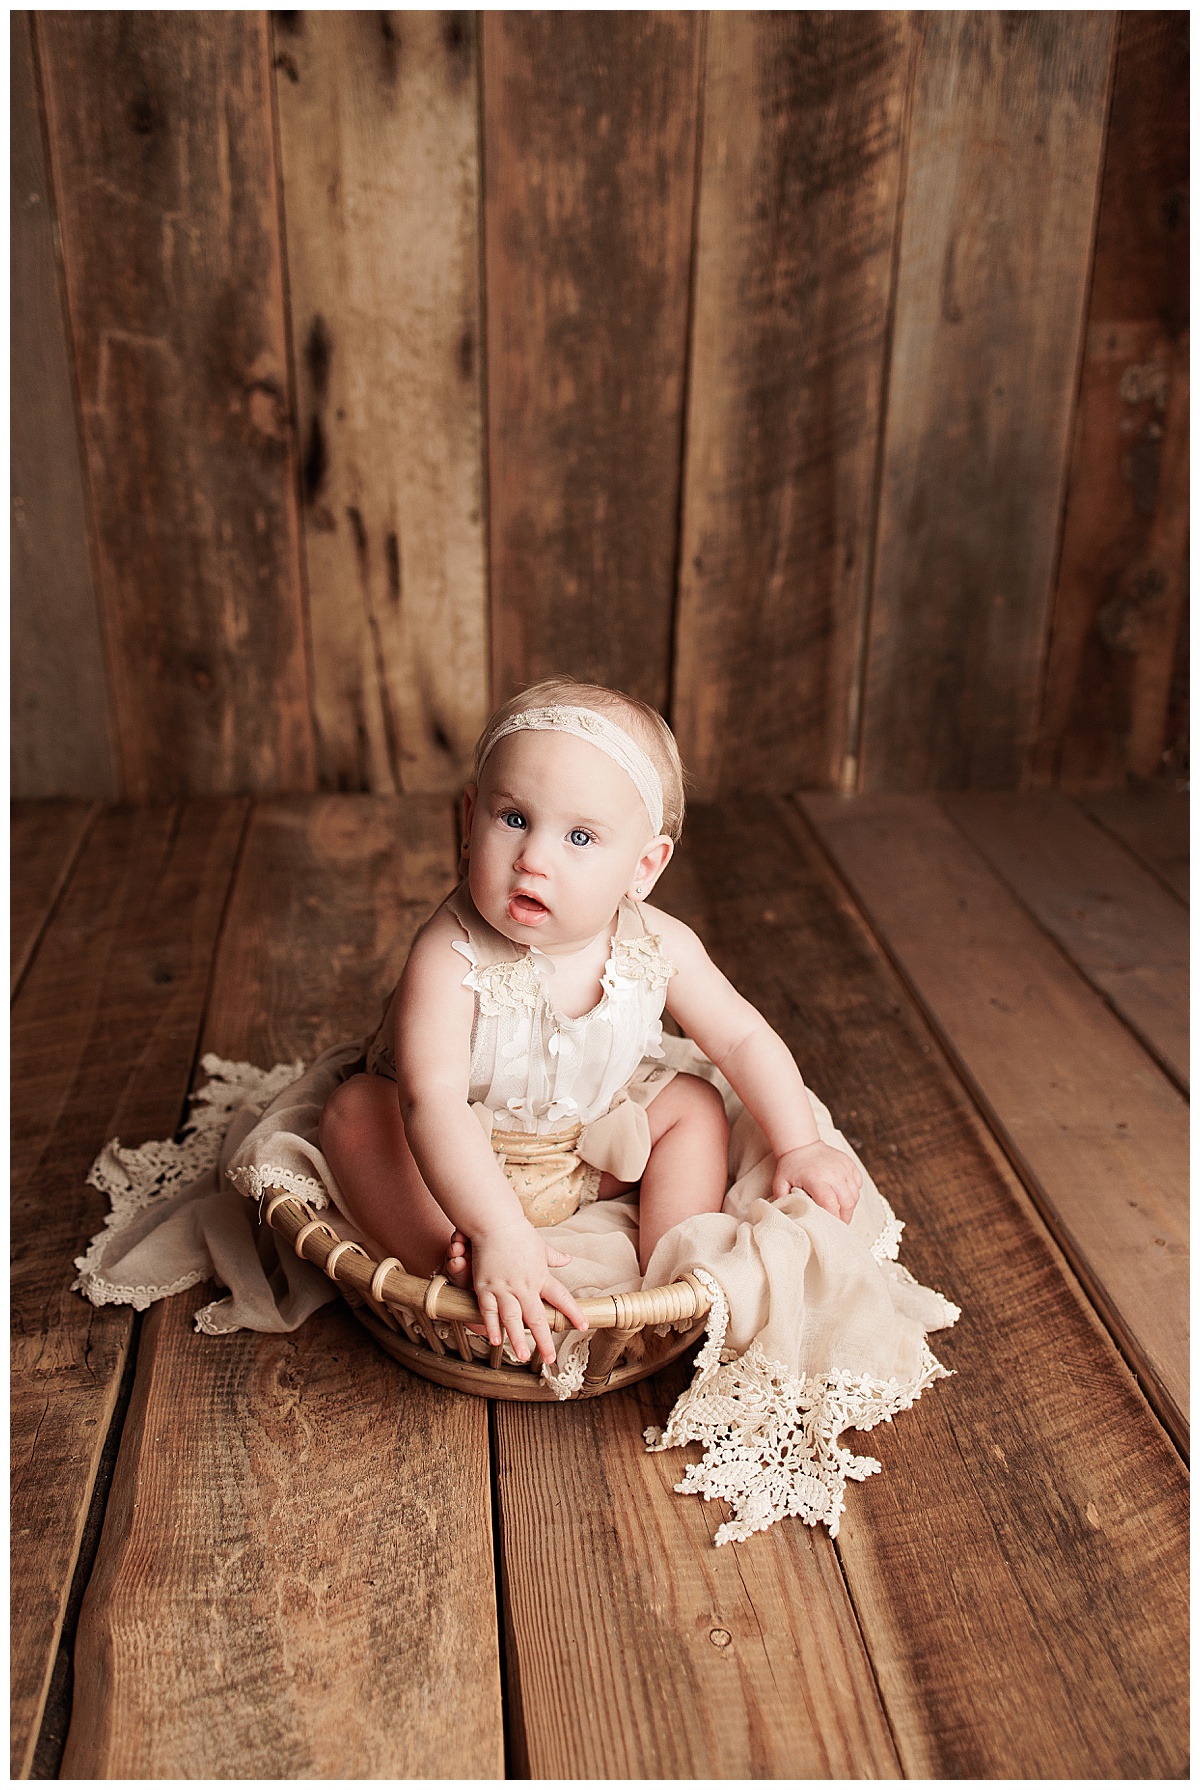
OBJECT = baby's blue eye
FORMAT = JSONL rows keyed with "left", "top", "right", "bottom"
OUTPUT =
{"left": 501, "top": 810, "right": 527, "bottom": 830}
{"left": 569, "top": 828, "right": 592, "bottom": 848}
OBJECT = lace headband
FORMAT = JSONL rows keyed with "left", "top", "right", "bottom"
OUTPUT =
{"left": 478, "top": 704, "right": 665, "bottom": 836}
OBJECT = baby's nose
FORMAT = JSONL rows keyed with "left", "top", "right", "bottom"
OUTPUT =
{"left": 514, "top": 831, "right": 551, "bottom": 873}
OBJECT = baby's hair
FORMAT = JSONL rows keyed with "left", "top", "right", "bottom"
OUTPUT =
{"left": 471, "top": 677, "right": 688, "bottom": 842}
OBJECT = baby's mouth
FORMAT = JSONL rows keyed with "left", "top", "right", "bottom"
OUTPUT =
{"left": 509, "top": 890, "right": 550, "bottom": 926}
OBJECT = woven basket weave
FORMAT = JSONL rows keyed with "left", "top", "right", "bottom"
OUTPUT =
{"left": 262, "top": 1190, "right": 713, "bottom": 1401}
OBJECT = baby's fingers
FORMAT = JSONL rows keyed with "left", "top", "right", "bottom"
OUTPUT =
{"left": 474, "top": 1289, "right": 504, "bottom": 1350}
{"left": 808, "top": 1183, "right": 843, "bottom": 1220}
{"left": 525, "top": 1306, "right": 558, "bottom": 1367}
{"left": 542, "top": 1275, "right": 589, "bottom": 1335}
{"left": 496, "top": 1291, "right": 535, "bottom": 1362}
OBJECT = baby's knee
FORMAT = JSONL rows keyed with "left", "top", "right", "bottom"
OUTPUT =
{"left": 318, "top": 1072, "right": 385, "bottom": 1153}
{"left": 668, "top": 1071, "right": 729, "bottom": 1140}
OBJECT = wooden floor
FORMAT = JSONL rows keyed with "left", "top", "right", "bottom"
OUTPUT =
{"left": 11, "top": 788, "right": 1188, "bottom": 1780}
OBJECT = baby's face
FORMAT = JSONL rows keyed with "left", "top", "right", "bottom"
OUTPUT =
{"left": 464, "top": 731, "right": 664, "bottom": 951}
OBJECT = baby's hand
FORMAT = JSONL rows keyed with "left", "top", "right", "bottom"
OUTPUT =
{"left": 772, "top": 1142, "right": 862, "bottom": 1224}
{"left": 469, "top": 1217, "right": 588, "bottom": 1366}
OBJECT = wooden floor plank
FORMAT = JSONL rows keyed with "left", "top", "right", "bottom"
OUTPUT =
{"left": 10, "top": 799, "right": 99, "bottom": 998}
{"left": 11, "top": 800, "right": 248, "bottom": 1780}
{"left": 1082, "top": 786, "right": 1189, "bottom": 905}
{"left": 496, "top": 1358, "right": 900, "bottom": 1779}
{"left": 676, "top": 798, "right": 1186, "bottom": 1777}
{"left": 801, "top": 792, "right": 1188, "bottom": 1453}
{"left": 944, "top": 791, "right": 1188, "bottom": 1090}
{"left": 62, "top": 797, "right": 503, "bottom": 1780}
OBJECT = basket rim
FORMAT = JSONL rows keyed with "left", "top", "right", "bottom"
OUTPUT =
{"left": 260, "top": 1188, "right": 713, "bottom": 1333}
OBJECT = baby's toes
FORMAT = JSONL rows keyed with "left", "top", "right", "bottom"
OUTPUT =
{"left": 442, "top": 1231, "right": 473, "bottom": 1289}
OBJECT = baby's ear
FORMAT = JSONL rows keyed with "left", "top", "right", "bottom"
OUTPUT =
{"left": 631, "top": 834, "right": 674, "bottom": 897}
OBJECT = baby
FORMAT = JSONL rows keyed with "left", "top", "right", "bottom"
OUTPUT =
{"left": 319, "top": 679, "right": 861, "bottom": 1370}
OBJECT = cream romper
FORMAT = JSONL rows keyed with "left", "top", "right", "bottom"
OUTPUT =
{"left": 364, "top": 883, "right": 679, "bottom": 1226}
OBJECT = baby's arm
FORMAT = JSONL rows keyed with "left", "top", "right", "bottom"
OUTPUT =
{"left": 648, "top": 908, "right": 862, "bottom": 1222}
{"left": 394, "top": 908, "right": 587, "bottom": 1360}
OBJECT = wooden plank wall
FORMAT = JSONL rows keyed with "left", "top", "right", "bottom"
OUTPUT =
{"left": 10, "top": 15, "right": 115, "bottom": 800}
{"left": 36, "top": 12, "right": 314, "bottom": 802}
{"left": 857, "top": 13, "right": 1113, "bottom": 791}
{"left": 483, "top": 12, "right": 701, "bottom": 713}
{"left": 672, "top": 13, "right": 913, "bottom": 795}
{"left": 1033, "top": 12, "right": 1191, "bottom": 789}
{"left": 13, "top": 12, "right": 1188, "bottom": 802}
{"left": 272, "top": 12, "right": 489, "bottom": 794}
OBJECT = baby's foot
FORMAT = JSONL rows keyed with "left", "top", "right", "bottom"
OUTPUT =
{"left": 442, "top": 1231, "right": 487, "bottom": 1338}
{"left": 442, "top": 1229, "right": 472, "bottom": 1288}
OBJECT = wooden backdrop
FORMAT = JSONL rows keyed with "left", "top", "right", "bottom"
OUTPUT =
{"left": 12, "top": 11, "right": 1189, "bottom": 802}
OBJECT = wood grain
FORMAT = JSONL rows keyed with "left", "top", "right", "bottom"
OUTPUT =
{"left": 802, "top": 791, "right": 1188, "bottom": 1448}
{"left": 944, "top": 791, "right": 1188, "bottom": 1091}
{"left": 483, "top": 12, "right": 700, "bottom": 708}
{"left": 1034, "top": 14, "right": 1190, "bottom": 789}
{"left": 11, "top": 800, "right": 247, "bottom": 1779}
{"left": 10, "top": 12, "right": 115, "bottom": 802}
{"left": 273, "top": 12, "right": 489, "bottom": 795}
{"left": 62, "top": 797, "right": 503, "bottom": 1779}
{"left": 10, "top": 799, "right": 99, "bottom": 998}
{"left": 496, "top": 1357, "right": 900, "bottom": 1779}
{"left": 1083, "top": 785, "right": 1189, "bottom": 903}
{"left": 36, "top": 13, "right": 314, "bottom": 801}
{"left": 673, "top": 12, "right": 912, "bottom": 798}
{"left": 669, "top": 798, "right": 1187, "bottom": 1776}
{"left": 860, "top": 13, "right": 1114, "bottom": 790}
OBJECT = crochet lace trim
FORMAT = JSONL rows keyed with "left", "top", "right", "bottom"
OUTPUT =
{"left": 645, "top": 1269, "right": 953, "bottom": 1544}
{"left": 72, "top": 1055, "right": 305, "bottom": 1314}
{"left": 454, "top": 926, "right": 675, "bottom": 1018}
{"left": 463, "top": 953, "right": 544, "bottom": 1017}
{"left": 226, "top": 1161, "right": 330, "bottom": 1209}
{"left": 611, "top": 932, "right": 675, "bottom": 991}
{"left": 869, "top": 1200, "right": 905, "bottom": 1263}
{"left": 543, "top": 1333, "right": 590, "bottom": 1400}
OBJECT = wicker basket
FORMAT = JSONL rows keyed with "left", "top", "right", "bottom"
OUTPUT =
{"left": 262, "top": 1190, "right": 713, "bottom": 1401}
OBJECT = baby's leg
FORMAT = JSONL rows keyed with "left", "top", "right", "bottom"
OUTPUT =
{"left": 616, "top": 1072, "right": 729, "bottom": 1274}
{"left": 317, "top": 1073, "right": 453, "bottom": 1276}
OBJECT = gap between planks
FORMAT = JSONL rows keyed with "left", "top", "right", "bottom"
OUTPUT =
{"left": 10, "top": 799, "right": 100, "bottom": 1001}
{"left": 941, "top": 790, "right": 1187, "bottom": 1094}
